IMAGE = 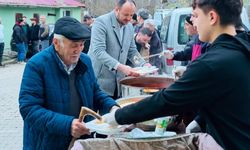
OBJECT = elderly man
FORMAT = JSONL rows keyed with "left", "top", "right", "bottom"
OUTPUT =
{"left": 104, "top": 0, "right": 250, "bottom": 149}
{"left": 19, "top": 17, "right": 118, "bottom": 150}
{"left": 39, "top": 15, "right": 49, "bottom": 50}
{"left": 88, "top": 0, "right": 149, "bottom": 99}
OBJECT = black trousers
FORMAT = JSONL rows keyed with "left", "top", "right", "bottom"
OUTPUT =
{"left": 110, "top": 84, "right": 121, "bottom": 100}
{"left": 0, "top": 43, "right": 4, "bottom": 65}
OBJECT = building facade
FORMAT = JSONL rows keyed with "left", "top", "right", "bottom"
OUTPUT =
{"left": 0, "top": 0, "right": 85, "bottom": 50}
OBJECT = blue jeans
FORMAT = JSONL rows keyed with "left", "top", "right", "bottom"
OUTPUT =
{"left": 16, "top": 42, "right": 26, "bottom": 61}
{"left": 40, "top": 40, "right": 49, "bottom": 51}
{"left": 25, "top": 43, "right": 28, "bottom": 52}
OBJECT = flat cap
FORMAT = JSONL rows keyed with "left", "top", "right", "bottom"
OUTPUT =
{"left": 54, "top": 16, "right": 90, "bottom": 41}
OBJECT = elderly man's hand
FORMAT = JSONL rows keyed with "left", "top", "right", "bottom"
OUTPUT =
{"left": 71, "top": 119, "right": 90, "bottom": 138}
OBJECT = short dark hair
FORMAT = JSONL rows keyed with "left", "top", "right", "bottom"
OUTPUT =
{"left": 117, "top": 0, "right": 136, "bottom": 8}
{"left": 185, "top": 15, "right": 193, "bottom": 26}
{"left": 132, "top": 13, "right": 137, "bottom": 21}
{"left": 192, "top": 0, "right": 242, "bottom": 26}
{"left": 137, "top": 8, "right": 149, "bottom": 20}
{"left": 139, "top": 27, "right": 153, "bottom": 37}
{"left": 17, "top": 18, "right": 24, "bottom": 23}
{"left": 83, "top": 14, "right": 92, "bottom": 22}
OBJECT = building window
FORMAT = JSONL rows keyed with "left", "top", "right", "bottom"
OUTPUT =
{"left": 63, "top": 10, "right": 71, "bottom": 16}
{"left": 15, "top": 13, "right": 23, "bottom": 22}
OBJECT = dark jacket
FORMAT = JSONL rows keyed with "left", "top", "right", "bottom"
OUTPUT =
{"left": 134, "top": 24, "right": 163, "bottom": 69}
{"left": 13, "top": 24, "right": 26, "bottom": 44}
{"left": 19, "top": 45, "right": 117, "bottom": 150}
{"left": 115, "top": 32, "right": 250, "bottom": 150}
{"left": 82, "top": 24, "right": 91, "bottom": 54}
{"left": 148, "top": 30, "right": 163, "bottom": 69}
{"left": 29, "top": 24, "right": 40, "bottom": 41}
{"left": 173, "top": 35, "right": 209, "bottom": 63}
{"left": 22, "top": 23, "right": 29, "bottom": 42}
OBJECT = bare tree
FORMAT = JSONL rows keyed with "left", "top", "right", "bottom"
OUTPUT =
{"left": 81, "top": 0, "right": 115, "bottom": 17}
{"left": 80, "top": 0, "right": 191, "bottom": 17}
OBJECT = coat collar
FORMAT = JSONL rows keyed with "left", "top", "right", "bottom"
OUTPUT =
{"left": 110, "top": 11, "right": 123, "bottom": 46}
{"left": 110, "top": 11, "right": 120, "bottom": 28}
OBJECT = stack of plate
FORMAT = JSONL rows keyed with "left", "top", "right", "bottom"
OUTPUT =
{"left": 134, "top": 66, "right": 159, "bottom": 75}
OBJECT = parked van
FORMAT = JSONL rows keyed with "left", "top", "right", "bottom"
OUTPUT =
{"left": 153, "top": 9, "right": 172, "bottom": 32}
{"left": 160, "top": 7, "right": 192, "bottom": 70}
{"left": 241, "top": 7, "right": 250, "bottom": 30}
{"left": 160, "top": 7, "right": 250, "bottom": 71}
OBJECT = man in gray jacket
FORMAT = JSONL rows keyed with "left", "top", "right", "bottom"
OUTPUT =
{"left": 88, "top": 0, "right": 149, "bottom": 98}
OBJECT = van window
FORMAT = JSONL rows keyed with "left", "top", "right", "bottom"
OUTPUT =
{"left": 178, "top": 15, "right": 189, "bottom": 45}
{"left": 160, "top": 15, "right": 171, "bottom": 43}
{"left": 154, "top": 12, "right": 162, "bottom": 28}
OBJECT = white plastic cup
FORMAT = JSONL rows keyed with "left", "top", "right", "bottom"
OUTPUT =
{"left": 154, "top": 117, "right": 170, "bottom": 135}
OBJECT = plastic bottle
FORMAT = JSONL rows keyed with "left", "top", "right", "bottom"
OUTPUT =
{"left": 166, "top": 59, "right": 173, "bottom": 74}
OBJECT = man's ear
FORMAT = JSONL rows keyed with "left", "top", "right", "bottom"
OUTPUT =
{"left": 53, "top": 38, "right": 60, "bottom": 51}
{"left": 209, "top": 10, "right": 219, "bottom": 26}
{"left": 114, "top": 6, "right": 120, "bottom": 15}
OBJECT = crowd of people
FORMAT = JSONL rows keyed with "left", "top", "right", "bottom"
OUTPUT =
{"left": 10, "top": 15, "right": 50, "bottom": 63}
{"left": 16, "top": 0, "right": 250, "bottom": 149}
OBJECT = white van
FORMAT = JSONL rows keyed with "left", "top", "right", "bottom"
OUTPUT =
{"left": 160, "top": 7, "right": 250, "bottom": 70}
{"left": 241, "top": 7, "right": 250, "bottom": 30}
{"left": 153, "top": 9, "right": 172, "bottom": 31}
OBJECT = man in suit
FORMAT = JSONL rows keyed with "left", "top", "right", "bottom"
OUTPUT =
{"left": 88, "top": 0, "right": 149, "bottom": 99}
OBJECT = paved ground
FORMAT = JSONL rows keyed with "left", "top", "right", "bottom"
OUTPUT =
{"left": 0, "top": 63, "right": 25, "bottom": 149}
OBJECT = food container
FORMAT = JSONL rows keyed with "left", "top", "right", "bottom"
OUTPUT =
{"left": 119, "top": 75, "right": 174, "bottom": 97}
{"left": 116, "top": 95, "right": 151, "bottom": 107}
